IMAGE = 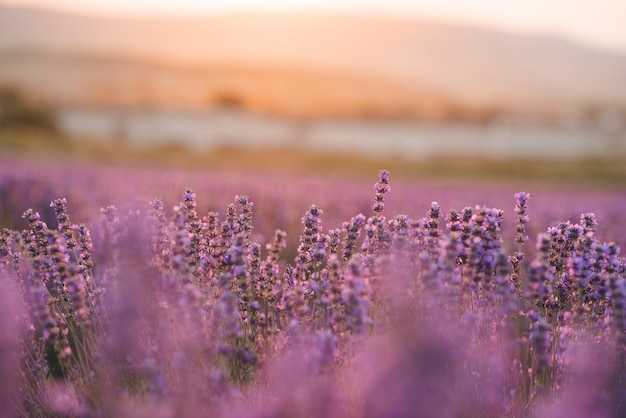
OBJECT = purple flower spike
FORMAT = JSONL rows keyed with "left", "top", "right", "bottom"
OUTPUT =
{"left": 373, "top": 170, "right": 390, "bottom": 215}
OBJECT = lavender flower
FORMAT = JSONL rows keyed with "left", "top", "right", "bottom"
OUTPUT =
{"left": 609, "top": 276, "right": 626, "bottom": 345}
{"left": 265, "top": 229, "right": 287, "bottom": 265}
{"left": 295, "top": 205, "right": 324, "bottom": 277}
{"left": 73, "top": 223, "right": 94, "bottom": 273}
{"left": 50, "top": 198, "right": 76, "bottom": 249}
{"left": 21, "top": 209, "right": 48, "bottom": 257}
{"left": 514, "top": 192, "right": 530, "bottom": 245}
{"left": 530, "top": 315, "right": 551, "bottom": 372}
{"left": 426, "top": 201, "right": 441, "bottom": 251}
{"left": 236, "top": 195, "right": 254, "bottom": 241}
{"left": 372, "top": 169, "right": 390, "bottom": 215}
{"left": 339, "top": 261, "right": 372, "bottom": 335}
{"left": 342, "top": 213, "right": 366, "bottom": 262}
{"left": 526, "top": 234, "right": 554, "bottom": 311}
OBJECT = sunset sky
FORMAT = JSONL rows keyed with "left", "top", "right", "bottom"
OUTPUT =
{"left": 1, "top": 0, "right": 626, "bottom": 53}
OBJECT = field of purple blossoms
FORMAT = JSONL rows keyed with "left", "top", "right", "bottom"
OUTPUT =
{"left": 1, "top": 159, "right": 626, "bottom": 417}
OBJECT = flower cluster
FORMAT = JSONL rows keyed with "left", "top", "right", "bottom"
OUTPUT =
{"left": 0, "top": 170, "right": 624, "bottom": 417}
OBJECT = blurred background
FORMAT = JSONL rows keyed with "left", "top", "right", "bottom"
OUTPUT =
{"left": 1, "top": 0, "right": 626, "bottom": 185}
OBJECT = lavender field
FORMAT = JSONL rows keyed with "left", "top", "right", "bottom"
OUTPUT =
{"left": 1, "top": 158, "right": 626, "bottom": 417}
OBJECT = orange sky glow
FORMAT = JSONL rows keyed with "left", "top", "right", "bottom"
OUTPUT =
{"left": 1, "top": 0, "right": 626, "bottom": 53}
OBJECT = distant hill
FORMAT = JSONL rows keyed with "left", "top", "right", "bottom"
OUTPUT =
{"left": 1, "top": 6, "right": 626, "bottom": 121}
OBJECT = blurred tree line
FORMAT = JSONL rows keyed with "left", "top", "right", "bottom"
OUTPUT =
{"left": 0, "top": 86, "right": 57, "bottom": 133}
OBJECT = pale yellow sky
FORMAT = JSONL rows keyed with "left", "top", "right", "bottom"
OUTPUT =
{"left": 2, "top": 0, "right": 626, "bottom": 52}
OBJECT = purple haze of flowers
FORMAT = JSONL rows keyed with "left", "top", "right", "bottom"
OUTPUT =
{"left": 1, "top": 163, "right": 625, "bottom": 417}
